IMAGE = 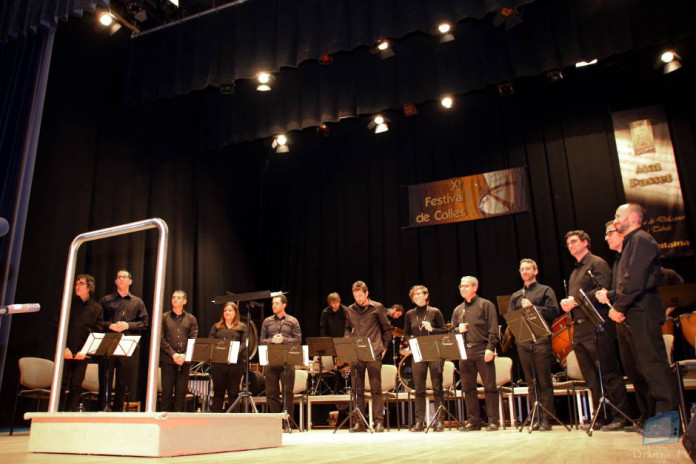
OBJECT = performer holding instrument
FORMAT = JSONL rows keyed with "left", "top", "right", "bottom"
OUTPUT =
{"left": 209, "top": 302, "right": 247, "bottom": 412}
{"left": 403, "top": 285, "right": 447, "bottom": 432}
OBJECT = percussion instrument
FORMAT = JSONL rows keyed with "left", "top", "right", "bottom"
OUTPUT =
{"left": 680, "top": 312, "right": 696, "bottom": 348}
{"left": 390, "top": 326, "right": 405, "bottom": 338}
{"left": 240, "top": 316, "right": 259, "bottom": 359}
{"left": 399, "top": 340, "right": 411, "bottom": 357}
{"left": 397, "top": 353, "right": 414, "bottom": 391}
{"left": 551, "top": 313, "right": 574, "bottom": 365}
{"left": 662, "top": 317, "right": 674, "bottom": 336}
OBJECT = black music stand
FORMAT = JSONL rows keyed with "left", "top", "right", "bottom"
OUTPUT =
{"left": 82, "top": 332, "right": 135, "bottom": 412}
{"left": 306, "top": 337, "right": 336, "bottom": 395}
{"left": 504, "top": 307, "right": 570, "bottom": 433}
{"left": 188, "top": 338, "right": 239, "bottom": 412}
{"left": 410, "top": 334, "right": 466, "bottom": 433}
{"left": 213, "top": 290, "right": 280, "bottom": 414}
{"left": 577, "top": 289, "right": 640, "bottom": 436}
{"left": 266, "top": 344, "right": 304, "bottom": 432}
{"left": 333, "top": 337, "right": 376, "bottom": 434}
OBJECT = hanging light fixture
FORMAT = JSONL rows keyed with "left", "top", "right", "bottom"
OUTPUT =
{"left": 272, "top": 134, "right": 289, "bottom": 153}
{"left": 367, "top": 115, "right": 390, "bottom": 134}
{"left": 256, "top": 72, "right": 275, "bottom": 91}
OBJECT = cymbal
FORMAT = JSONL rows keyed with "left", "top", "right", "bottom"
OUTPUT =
{"left": 390, "top": 326, "right": 405, "bottom": 337}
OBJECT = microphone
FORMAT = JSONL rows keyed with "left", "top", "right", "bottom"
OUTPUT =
{"left": 563, "top": 279, "right": 568, "bottom": 297}
{"left": 0, "top": 303, "right": 41, "bottom": 315}
{"left": 0, "top": 217, "right": 9, "bottom": 237}
{"left": 586, "top": 270, "right": 601, "bottom": 289}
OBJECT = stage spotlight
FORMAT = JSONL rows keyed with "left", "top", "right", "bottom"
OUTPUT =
{"left": 125, "top": 0, "right": 147, "bottom": 22}
{"left": 256, "top": 72, "right": 274, "bottom": 91}
{"left": 97, "top": 9, "right": 139, "bottom": 36}
{"left": 546, "top": 70, "right": 563, "bottom": 82}
{"left": 316, "top": 124, "right": 329, "bottom": 137}
{"left": 166, "top": 0, "right": 180, "bottom": 7}
{"left": 367, "top": 115, "right": 390, "bottom": 134}
{"left": 660, "top": 50, "right": 682, "bottom": 74}
{"left": 437, "top": 23, "right": 455, "bottom": 43}
{"left": 371, "top": 40, "right": 395, "bottom": 59}
{"left": 575, "top": 59, "right": 598, "bottom": 68}
{"left": 497, "top": 82, "right": 515, "bottom": 97}
{"left": 99, "top": 12, "right": 114, "bottom": 26}
{"left": 272, "top": 135, "right": 289, "bottom": 153}
{"left": 441, "top": 96, "right": 454, "bottom": 108}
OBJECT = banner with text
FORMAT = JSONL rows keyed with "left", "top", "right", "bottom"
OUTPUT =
{"left": 611, "top": 105, "right": 692, "bottom": 257}
{"left": 407, "top": 167, "right": 530, "bottom": 228}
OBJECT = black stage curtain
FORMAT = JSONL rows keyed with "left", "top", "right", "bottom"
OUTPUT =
{"left": 2, "top": 7, "right": 696, "bottom": 424}
{"left": 0, "top": 0, "right": 104, "bottom": 42}
{"left": 126, "top": 0, "right": 696, "bottom": 147}
{"left": 125, "top": 0, "right": 534, "bottom": 104}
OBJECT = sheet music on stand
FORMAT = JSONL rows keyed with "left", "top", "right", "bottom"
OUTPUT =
{"left": 258, "top": 345, "right": 309, "bottom": 367}
{"left": 503, "top": 306, "right": 551, "bottom": 343}
{"left": 333, "top": 337, "right": 375, "bottom": 363}
{"left": 408, "top": 334, "right": 466, "bottom": 362}
{"left": 80, "top": 332, "right": 140, "bottom": 357}
{"left": 186, "top": 338, "right": 240, "bottom": 364}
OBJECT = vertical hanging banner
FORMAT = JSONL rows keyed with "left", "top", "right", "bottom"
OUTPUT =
{"left": 611, "top": 105, "right": 692, "bottom": 257}
{"left": 408, "top": 167, "right": 530, "bottom": 228}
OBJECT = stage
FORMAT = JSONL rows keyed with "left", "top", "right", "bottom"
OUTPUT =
{"left": 1, "top": 427, "right": 690, "bottom": 464}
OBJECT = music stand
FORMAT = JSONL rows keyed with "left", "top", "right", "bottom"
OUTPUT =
{"left": 409, "top": 334, "right": 466, "bottom": 433}
{"left": 333, "top": 337, "right": 376, "bottom": 434}
{"left": 264, "top": 344, "right": 305, "bottom": 432}
{"left": 213, "top": 290, "right": 280, "bottom": 414}
{"left": 504, "top": 307, "right": 570, "bottom": 433}
{"left": 187, "top": 338, "right": 239, "bottom": 412}
{"left": 577, "top": 289, "right": 640, "bottom": 436}
{"left": 306, "top": 337, "right": 336, "bottom": 395}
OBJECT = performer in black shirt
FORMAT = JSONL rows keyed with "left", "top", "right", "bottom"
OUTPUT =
{"left": 99, "top": 269, "right": 149, "bottom": 411}
{"left": 209, "top": 302, "right": 247, "bottom": 412}
{"left": 62, "top": 274, "right": 103, "bottom": 411}
{"left": 507, "top": 259, "right": 559, "bottom": 431}
{"left": 597, "top": 220, "right": 652, "bottom": 429}
{"left": 560, "top": 230, "right": 629, "bottom": 431}
{"left": 404, "top": 285, "right": 447, "bottom": 432}
{"left": 602, "top": 203, "right": 677, "bottom": 415}
{"left": 319, "top": 292, "right": 347, "bottom": 338}
{"left": 451, "top": 276, "right": 499, "bottom": 431}
{"left": 344, "top": 281, "right": 391, "bottom": 433}
{"left": 260, "top": 294, "right": 302, "bottom": 428}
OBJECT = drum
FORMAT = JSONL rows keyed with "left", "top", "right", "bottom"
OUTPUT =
{"left": 551, "top": 313, "right": 574, "bottom": 365}
{"left": 398, "top": 353, "right": 414, "bottom": 391}
{"left": 399, "top": 340, "right": 411, "bottom": 357}
{"left": 244, "top": 370, "right": 265, "bottom": 396}
{"left": 680, "top": 312, "right": 696, "bottom": 348}
{"left": 662, "top": 317, "right": 674, "bottom": 335}
{"left": 240, "top": 317, "right": 259, "bottom": 359}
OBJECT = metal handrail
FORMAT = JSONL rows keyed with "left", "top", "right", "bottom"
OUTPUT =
{"left": 48, "top": 218, "right": 168, "bottom": 413}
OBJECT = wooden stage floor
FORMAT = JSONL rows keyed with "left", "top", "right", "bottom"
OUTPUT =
{"left": 1, "top": 427, "right": 691, "bottom": 464}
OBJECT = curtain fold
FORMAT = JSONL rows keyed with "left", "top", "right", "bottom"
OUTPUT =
{"left": 0, "top": 0, "right": 105, "bottom": 41}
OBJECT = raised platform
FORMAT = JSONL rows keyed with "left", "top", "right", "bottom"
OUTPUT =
{"left": 24, "top": 412, "right": 283, "bottom": 457}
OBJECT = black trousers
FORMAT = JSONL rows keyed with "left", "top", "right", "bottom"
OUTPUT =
{"left": 412, "top": 360, "right": 443, "bottom": 424}
{"left": 459, "top": 343, "right": 498, "bottom": 425}
{"left": 265, "top": 365, "right": 295, "bottom": 420}
{"left": 62, "top": 359, "right": 88, "bottom": 411}
{"left": 160, "top": 362, "right": 191, "bottom": 412}
{"left": 516, "top": 336, "right": 555, "bottom": 420}
{"left": 98, "top": 345, "right": 140, "bottom": 411}
{"left": 616, "top": 322, "right": 652, "bottom": 422}
{"left": 573, "top": 321, "right": 629, "bottom": 420}
{"left": 210, "top": 362, "right": 243, "bottom": 412}
{"left": 352, "top": 360, "right": 384, "bottom": 423}
{"left": 625, "top": 292, "right": 677, "bottom": 414}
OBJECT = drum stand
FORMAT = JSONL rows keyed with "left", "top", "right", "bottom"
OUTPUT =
{"left": 585, "top": 325, "right": 639, "bottom": 436}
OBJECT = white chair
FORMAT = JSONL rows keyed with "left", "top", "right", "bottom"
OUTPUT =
{"left": 365, "top": 364, "right": 397, "bottom": 429}
{"left": 10, "top": 357, "right": 54, "bottom": 435}
{"left": 476, "top": 356, "right": 513, "bottom": 428}
{"left": 553, "top": 350, "right": 593, "bottom": 427}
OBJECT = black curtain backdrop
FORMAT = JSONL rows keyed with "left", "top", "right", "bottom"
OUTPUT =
{"left": 2, "top": 1, "right": 696, "bottom": 425}
{"left": 0, "top": 0, "right": 104, "bottom": 42}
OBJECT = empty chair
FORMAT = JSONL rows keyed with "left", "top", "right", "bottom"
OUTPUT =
{"left": 476, "top": 356, "right": 513, "bottom": 428}
{"left": 11, "top": 357, "right": 54, "bottom": 435}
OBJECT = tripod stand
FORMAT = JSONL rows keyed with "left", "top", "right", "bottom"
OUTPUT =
{"left": 504, "top": 306, "right": 570, "bottom": 433}
{"left": 576, "top": 289, "right": 639, "bottom": 436}
{"left": 228, "top": 301, "right": 262, "bottom": 413}
{"left": 306, "top": 337, "right": 336, "bottom": 395}
{"left": 333, "top": 337, "right": 375, "bottom": 434}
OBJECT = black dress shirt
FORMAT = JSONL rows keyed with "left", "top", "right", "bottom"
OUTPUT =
{"left": 66, "top": 297, "right": 104, "bottom": 354}
{"left": 508, "top": 282, "right": 560, "bottom": 325}
{"left": 260, "top": 314, "right": 302, "bottom": 345}
{"left": 567, "top": 252, "right": 611, "bottom": 318}
{"left": 210, "top": 322, "right": 248, "bottom": 362}
{"left": 403, "top": 305, "right": 447, "bottom": 339}
{"left": 613, "top": 228, "right": 662, "bottom": 313}
{"left": 344, "top": 300, "right": 392, "bottom": 357}
{"left": 100, "top": 292, "right": 149, "bottom": 335}
{"left": 160, "top": 310, "right": 199, "bottom": 364}
{"left": 319, "top": 305, "right": 347, "bottom": 338}
{"left": 451, "top": 296, "right": 499, "bottom": 351}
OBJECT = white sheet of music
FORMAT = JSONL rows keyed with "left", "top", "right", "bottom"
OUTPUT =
{"left": 455, "top": 333, "right": 467, "bottom": 360}
{"left": 184, "top": 339, "right": 197, "bottom": 362}
{"left": 228, "top": 341, "right": 240, "bottom": 364}
{"left": 114, "top": 335, "right": 140, "bottom": 356}
{"left": 302, "top": 345, "right": 310, "bottom": 367}
{"left": 80, "top": 332, "right": 101, "bottom": 355}
{"left": 408, "top": 338, "right": 423, "bottom": 363}
{"left": 258, "top": 345, "right": 269, "bottom": 366}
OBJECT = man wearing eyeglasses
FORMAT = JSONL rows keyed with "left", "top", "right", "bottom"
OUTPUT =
{"left": 560, "top": 230, "right": 629, "bottom": 431}
{"left": 62, "top": 274, "right": 103, "bottom": 411}
{"left": 98, "top": 269, "right": 149, "bottom": 411}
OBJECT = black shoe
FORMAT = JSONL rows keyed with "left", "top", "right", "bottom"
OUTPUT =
{"left": 410, "top": 423, "right": 424, "bottom": 432}
{"left": 350, "top": 423, "right": 366, "bottom": 433}
{"left": 485, "top": 423, "right": 499, "bottom": 431}
{"left": 539, "top": 420, "right": 552, "bottom": 431}
{"left": 624, "top": 423, "right": 642, "bottom": 433}
{"left": 433, "top": 421, "right": 445, "bottom": 432}
{"left": 601, "top": 419, "right": 627, "bottom": 432}
{"left": 461, "top": 423, "right": 481, "bottom": 431}
{"left": 374, "top": 423, "right": 384, "bottom": 433}
{"left": 531, "top": 421, "right": 540, "bottom": 430}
